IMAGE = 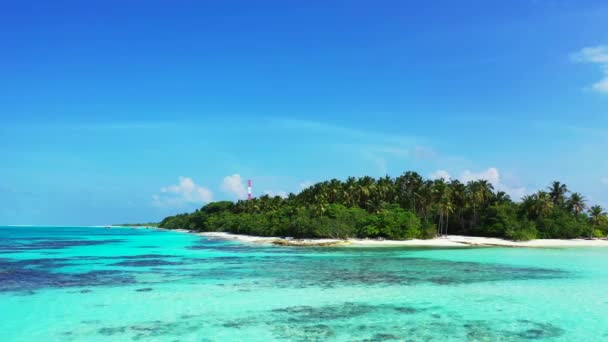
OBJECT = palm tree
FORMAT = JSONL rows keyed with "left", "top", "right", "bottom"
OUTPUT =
{"left": 493, "top": 191, "right": 511, "bottom": 205}
{"left": 258, "top": 194, "right": 272, "bottom": 212}
{"left": 438, "top": 188, "right": 454, "bottom": 237}
{"left": 431, "top": 179, "right": 447, "bottom": 236}
{"left": 548, "top": 181, "right": 568, "bottom": 206}
{"left": 344, "top": 177, "right": 358, "bottom": 207}
{"left": 449, "top": 179, "right": 467, "bottom": 233}
{"left": 535, "top": 191, "right": 554, "bottom": 217}
{"left": 367, "top": 196, "right": 385, "bottom": 214}
{"left": 589, "top": 205, "right": 607, "bottom": 227}
{"left": 377, "top": 175, "right": 395, "bottom": 203}
{"left": 357, "top": 176, "right": 376, "bottom": 210}
{"left": 520, "top": 194, "right": 536, "bottom": 219}
{"left": 430, "top": 179, "right": 455, "bottom": 237}
{"left": 478, "top": 180, "right": 495, "bottom": 204}
{"left": 327, "top": 179, "right": 343, "bottom": 204}
{"left": 312, "top": 192, "right": 329, "bottom": 216}
{"left": 395, "top": 171, "right": 423, "bottom": 212}
{"left": 521, "top": 191, "right": 553, "bottom": 219}
{"left": 466, "top": 180, "right": 495, "bottom": 227}
{"left": 567, "top": 192, "right": 586, "bottom": 216}
{"left": 416, "top": 181, "right": 434, "bottom": 220}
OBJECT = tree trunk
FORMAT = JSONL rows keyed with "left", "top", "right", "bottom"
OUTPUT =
{"left": 445, "top": 211, "right": 449, "bottom": 238}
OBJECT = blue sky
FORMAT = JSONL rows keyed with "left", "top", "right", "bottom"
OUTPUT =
{"left": 1, "top": 0, "right": 607, "bottom": 225}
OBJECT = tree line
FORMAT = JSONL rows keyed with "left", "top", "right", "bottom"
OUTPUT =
{"left": 159, "top": 171, "right": 608, "bottom": 241}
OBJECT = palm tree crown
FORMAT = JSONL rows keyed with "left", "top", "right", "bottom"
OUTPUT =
{"left": 568, "top": 192, "right": 586, "bottom": 216}
{"left": 548, "top": 181, "right": 568, "bottom": 206}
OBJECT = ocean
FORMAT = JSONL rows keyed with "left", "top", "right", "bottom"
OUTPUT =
{"left": 1, "top": 225, "right": 607, "bottom": 341}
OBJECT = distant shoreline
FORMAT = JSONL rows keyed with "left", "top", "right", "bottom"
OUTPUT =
{"left": 164, "top": 229, "right": 608, "bottom": 248}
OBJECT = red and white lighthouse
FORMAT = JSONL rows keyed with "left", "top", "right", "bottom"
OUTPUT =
{"left": 247, "top": 179, "right": 252, "bottom": 200}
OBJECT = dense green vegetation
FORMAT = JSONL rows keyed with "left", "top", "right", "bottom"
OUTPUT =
{"left": 159, "top": 172, "right": 608, "bottom": 241}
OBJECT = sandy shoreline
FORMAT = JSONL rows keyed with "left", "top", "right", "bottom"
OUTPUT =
{"left": 189, "top": 231, "right": 608, "bottom": 248}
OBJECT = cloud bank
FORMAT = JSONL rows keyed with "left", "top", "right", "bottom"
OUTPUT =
{"left": 429, "top": 167, "right": 527, "bottom": 200}
{"left": 428, "top": 170, "right": 452, "bottom": 181}
{"left": 153, "top": 177, "right": 213, "bottom": 208}
{"left": 263, "top": 190, "right": 289, "bottom": 198}
{"left": 221, "top": 174, "right": 248, "bottom": 199}
{"left": 572, "top": 45, "right": 608, "bottom": 94}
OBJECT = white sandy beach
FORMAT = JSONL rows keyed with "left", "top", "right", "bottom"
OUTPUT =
{"left": 196, "top": 231, "right": 608, "bottom": 248}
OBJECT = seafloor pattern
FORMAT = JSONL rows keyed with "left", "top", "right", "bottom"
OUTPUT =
{"left": 1, "top": 226, "right": 607, "bottom": 341}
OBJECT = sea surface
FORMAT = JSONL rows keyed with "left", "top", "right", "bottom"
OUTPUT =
{"left": 1, "top": 226, "right": 607, "bottom": 341}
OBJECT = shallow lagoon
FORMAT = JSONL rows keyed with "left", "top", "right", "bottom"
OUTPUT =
{"left": 1, "top": 226, "right": 607, "bottom": 341}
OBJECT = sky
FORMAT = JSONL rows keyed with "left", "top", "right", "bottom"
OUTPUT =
{"left": 1, "top": 0, "right": 607, "bottom": 225}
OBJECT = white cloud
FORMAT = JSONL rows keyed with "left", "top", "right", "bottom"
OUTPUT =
{"left": 429, "top": 170, "right": 452, "bottom": 181}
{"left": 461, "top": 168, "right": 501, "bottom": 184}
{"left": 263, "top": 190, "right": 289, "bottom": 198}
{"left": 429, "top": 167, "right": 527, "bottom": 200}
{"left": 462, "top": 167, "right": 527, "bottom": 200}
{"left": 221, "top": 174, "right": 247, "bottom": 199}
{"left": 298, "top": 181, "right": 314, "bottom": 191}
{"left": 505, "top": 187, "right": 528, "bottom": 201}
{"left": 572, "top": 46, "right": 608, "bottom": 63}
{"left": 601, "top": 178, "right": 608, "bottom": 186}
{"left": 572, "top": 45, "right": 608, "bottom": 94}
{"left": 592, "top": 74, "right": 608, "bottom": 93}
{"left": 152, "top": 177, "right": 213, "bottom": 208}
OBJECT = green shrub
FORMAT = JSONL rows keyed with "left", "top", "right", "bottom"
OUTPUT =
{"left": 420, "top": 221, "right": 437, "bottom": 239}
{"left": 506, "top": 226, "right": 538, "bottom": 241}
{"left": 376, "top": 208, "right": 421, "bottom": 240}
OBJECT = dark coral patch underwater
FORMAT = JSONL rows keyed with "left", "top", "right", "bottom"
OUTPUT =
{"left": 0, "top": 267, "right": 136, "bottom": 292}
{"left": 0, "top": 239, "right": 125, "bottom": 252}
{"left": 222, "top": 302, "right": 567, "bottom": 341}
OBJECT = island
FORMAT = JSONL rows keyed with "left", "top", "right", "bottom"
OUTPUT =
{"left": 158, "top": 171, "right": 608, "bottom": 243}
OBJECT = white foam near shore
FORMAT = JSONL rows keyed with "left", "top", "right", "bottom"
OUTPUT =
{"left": 194, "top": 231, "right": 608, "bottom": 248}
{"left": 172, "top": 229, "right": 193, "bottom": 233}
{"left": 200, "top": 232, "right": 278, "bottom": 243}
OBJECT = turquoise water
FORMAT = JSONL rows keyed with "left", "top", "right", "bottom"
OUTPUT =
{"left": 1, "top": 226, "right": 608, "bottom": 341}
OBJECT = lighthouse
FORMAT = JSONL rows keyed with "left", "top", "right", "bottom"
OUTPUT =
{"left": 247, "top": 179, "right": 252, "bottom": 200}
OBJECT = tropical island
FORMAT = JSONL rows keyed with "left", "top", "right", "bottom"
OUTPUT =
{"left": 158, "top": 171, "right": 608, "bottom": 244}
